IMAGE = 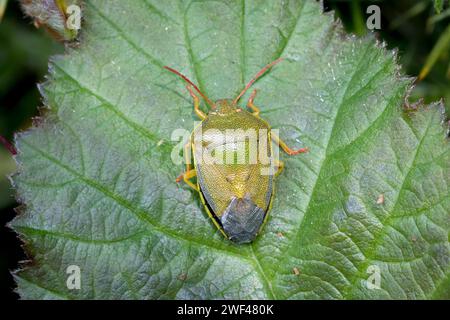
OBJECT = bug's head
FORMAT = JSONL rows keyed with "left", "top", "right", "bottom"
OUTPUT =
{"left": 163, "top": 58, "right": 283, "bottom": 116}
{"left": 212, "top": 99, "right": 239, "bottom": 115}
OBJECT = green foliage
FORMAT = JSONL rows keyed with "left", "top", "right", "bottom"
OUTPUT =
{"left": 434, "top": 0, "right": 444, "bottom": 14}
{"left": 11, "top": 0, "right": 449, "bottom": 299}
{"left": 0, "top": 0, "right": 7, "bottom": 21}
{"left": 420, "top": 23, "right": 450, "bottom": 80}
{"left": 0, "top": 13, "right": 62, "bottom": 209}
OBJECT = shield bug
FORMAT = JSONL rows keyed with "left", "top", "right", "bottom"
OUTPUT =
{"left": 164, "top": 58, "right": 308, "bottom": 244}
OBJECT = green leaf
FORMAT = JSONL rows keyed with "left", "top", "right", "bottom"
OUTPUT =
{"left": 11, "top": 0, "right": 449, "bottom": 299}
{"left": 0, "top": 149, "right": 15, "bottom": 208}
{"left": 419, "top": 23, "right": 450, "bottom": 80}
{"left": 434, "top": 0, "right": 444, "bottom": 14}
{"left": 0, "top": 0, "right": 7, "bottom": 22}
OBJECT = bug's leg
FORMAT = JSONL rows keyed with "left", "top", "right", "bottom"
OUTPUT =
{"left": 274, "top": 159, "right": 285, "bottom": 177}
{"left": 186, "top": 85, "right": 206, "bottom": 120}
{"left": 176, "top": 169, "right": 198, "bottom": 191}
{"left": 183, "top": 140, "right": 192, "bottom": 172}
{"left": 271, "top": 132, "right": 309, "bottom": 155}
{"left": 176, "top": 140, "right": 198, "bottom": 191}
{"left": 246, "top": 89, "right": 260, "bottom": 116}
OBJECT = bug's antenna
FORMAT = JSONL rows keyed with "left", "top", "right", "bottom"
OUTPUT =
{"left": 233, "top": 58, "right": 283, "bottom": 104}
{"left": 163, "top": 66, "right": 214, "bottom": 108}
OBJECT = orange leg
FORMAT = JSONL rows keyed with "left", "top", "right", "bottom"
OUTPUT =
{"left": 176, "top": 169, "right": 198, "bottom": 191}
{"left": 175, "top": 140, "right": 198, "bottom": 191}
{"left": 246, "top": 89, "right": 260, "bottom": 116}
{"left": 186, "top": 85, "right": 206, "bottom": 120}
{"left": 271, "top": 132, "right": 309, "bottom": 155}
{"left": 274, "top": 159, "right": 284, "bottom": 177}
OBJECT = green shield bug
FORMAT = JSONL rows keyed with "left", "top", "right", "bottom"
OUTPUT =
{"left": 164, "top": 58, "right": 308, "bottom": 244}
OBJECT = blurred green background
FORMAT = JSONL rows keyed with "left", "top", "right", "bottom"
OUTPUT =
{"left": 0, "top": 0, "right": 63, "bottom": 299}
{"left": 0, "top": 0, "right": 448, "bottom": 299}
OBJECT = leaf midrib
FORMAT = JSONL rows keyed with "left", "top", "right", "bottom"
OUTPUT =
{"left": 342, "top": 111, "right": 441, "bottom": 299}
{"left": 19, "top": 140, "right": 248, "bottom": 259}
{"left": 19, "top": 138, "right": 287, "bottom": 298}
{"left": 274, "top": 41, "right": 374, "bottom": 297}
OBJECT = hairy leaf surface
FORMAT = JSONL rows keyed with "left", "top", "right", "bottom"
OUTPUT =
{"left": 12, "top": 0, "right": 449, "bottom": 299}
